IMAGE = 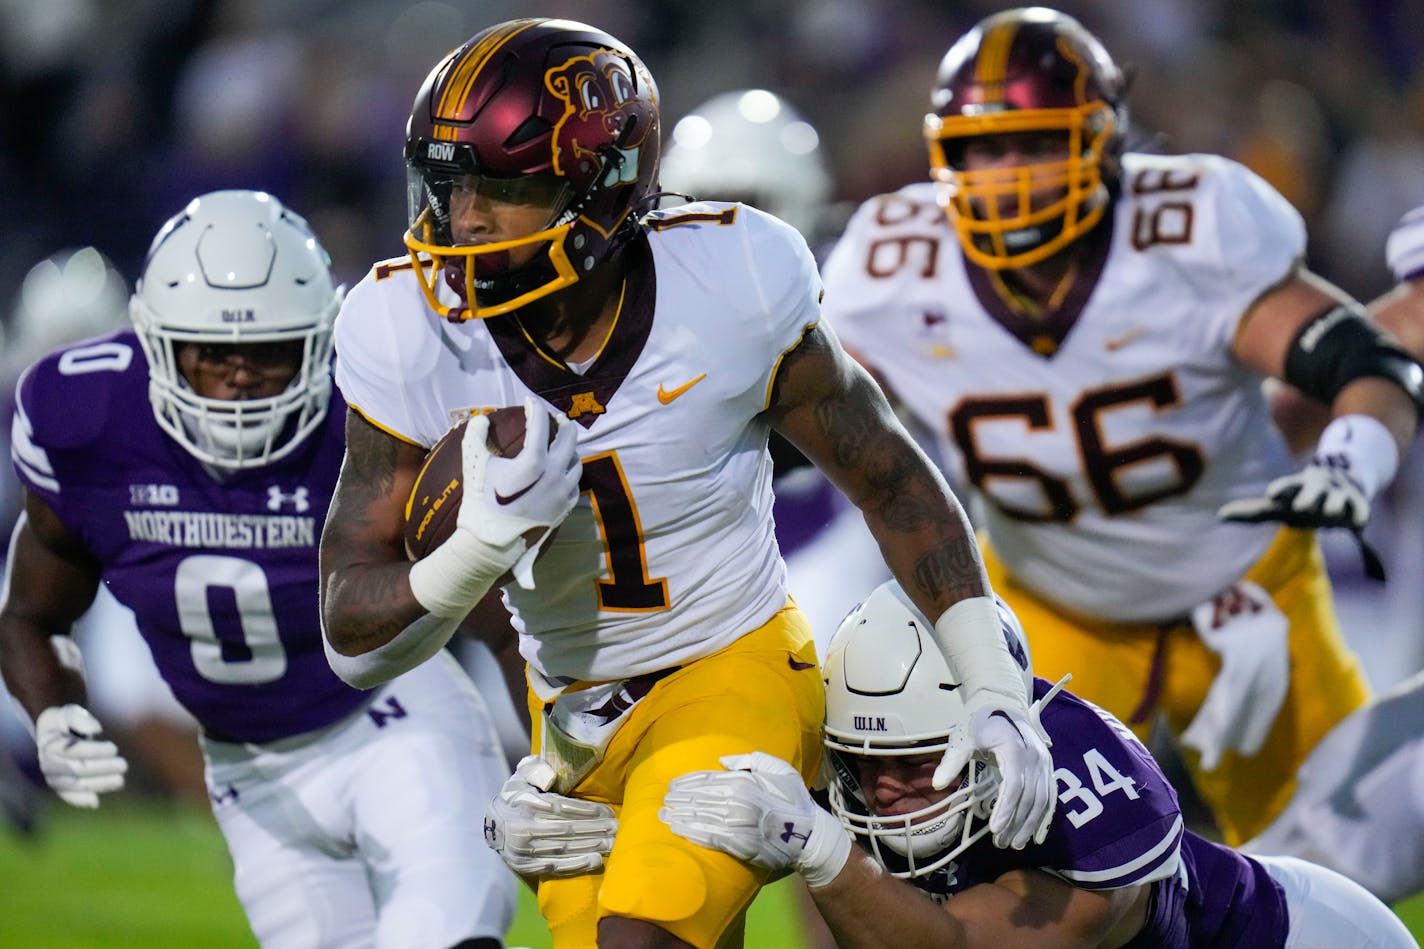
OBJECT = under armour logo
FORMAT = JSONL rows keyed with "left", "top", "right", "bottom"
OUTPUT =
{"left": 266, "top": 485, "right": 311, "bottom": 513}
{"left": 210, "top": 784, "right": 240, "bottom": 806}
{"left": 483, "top": 817, "right": 499, "bottom": 845}
{"left": 779, "top": 822, "right": 810, "bottom": 846}
{"left": 1314, "top": 451, "right": 1354, "bottom": 474}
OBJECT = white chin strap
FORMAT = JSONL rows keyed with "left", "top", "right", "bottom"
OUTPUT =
{"left": 183, "top": 410, "right": 276, "bottom": 458}
{"left": 174, "top": 376, "right": 286, "bottom": 467}
{"left": 877, "top": 809, "right": 962, "bottom": 861}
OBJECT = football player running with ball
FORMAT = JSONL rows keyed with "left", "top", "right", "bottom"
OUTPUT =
{"left": 319, "top": 18, "right": 1053, "bottom": 949}
{"left": 819, "top": 6, "right": 1424, "bottom": 852}
{"left": 1, "top": 191, "right": 517, "bottom": 949}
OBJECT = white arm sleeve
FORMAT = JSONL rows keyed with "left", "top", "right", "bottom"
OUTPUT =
{"left": 931, "top": 596, "right": 1029, "bottom": 713}
{"left": 323, "top": 611, "right": 464, "bottom": 690}
{"left": 326, "top": 526, "right": 523, "bottom": 689}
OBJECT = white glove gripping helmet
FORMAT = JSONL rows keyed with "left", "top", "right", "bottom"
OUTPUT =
{"left": 660, "top": 89, "right": 832, "bottom": 240}
{"left": 130, "top": 190, "right": 344, "bottom": 471}
{"left": 822, "top": 580, "right": 1033, "bottom": 878}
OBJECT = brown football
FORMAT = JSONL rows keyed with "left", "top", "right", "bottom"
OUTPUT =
{"left": 402, "top": 404, "right": 555, "bottom": 561}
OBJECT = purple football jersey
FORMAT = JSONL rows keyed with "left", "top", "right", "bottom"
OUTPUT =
{"left": 10, "top": 329, "right": 368, "bottom": 742}
{"left": 907, "top": 679, "right": 1288, "bottom": 948}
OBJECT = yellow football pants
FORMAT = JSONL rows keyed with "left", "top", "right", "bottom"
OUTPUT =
{"left": 528, "top": 601, "right": 825, "bottom": 948}
{"left": 982, "top": 525, "right": 1371, "bottom": 845}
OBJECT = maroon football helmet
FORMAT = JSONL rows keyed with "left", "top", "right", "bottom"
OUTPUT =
{"left": 403, "top": 18, "right": 661, "bottom": 319}
{"left": 924, "top": 8, "right": 1125, "bottom": 269}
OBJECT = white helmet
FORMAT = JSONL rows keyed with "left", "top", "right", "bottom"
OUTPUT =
{"left": 660, "top": 89, "right": 832, "bottom": 239}
{"left": 130, "top": 190, "right": 343, "bottom": 471}
{"left": 822, "top": 580, "right": 1033, "bottom": 878}
{"left": 3, "top": 246, "right": 129, "bottom": 379}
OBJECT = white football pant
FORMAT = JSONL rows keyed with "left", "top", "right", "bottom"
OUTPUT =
{"left": 1245, "top": 671, "right": 1424, "bottom": 905}
{"left": 451, "top": 637, "right": 531, "bottom": 770}
{"left": 203, "top": 651, "right": 517, "bottom": 949}
{"left": 1257, "top": 854, "right": 1415, "bottom": 947}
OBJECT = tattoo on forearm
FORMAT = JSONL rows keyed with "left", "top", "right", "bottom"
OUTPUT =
{"left": 339, "top": 566, "right": 422, "bottom": 646}
{"left": 912, "top": 538, "right": 986, "bottom": 604}
{"left": 343, "top": 412, "right": 399, "bottom": 504}
{"left": 830, "top": 380, "right": 943, "bottom": 531}
{"left": 322, "top": 411, "right": 425, "bottom": 651}
{"left": 782, "top": 326, "right": 989, "bottom": 606}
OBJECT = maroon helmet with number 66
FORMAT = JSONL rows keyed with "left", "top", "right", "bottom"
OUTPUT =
{"left": 924, "top": 7, "right": 1126, "bottom": 270}
{"left": 403, "top": 18, "right": 661, "bottom": 320}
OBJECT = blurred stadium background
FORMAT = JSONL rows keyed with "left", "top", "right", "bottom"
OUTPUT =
{"left": 2, "top": 0, "right": 1423, "bottom": 944}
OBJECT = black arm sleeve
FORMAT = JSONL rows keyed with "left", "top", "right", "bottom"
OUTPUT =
{"left": 1282, "top": 303, "right": 1424, "bottom": 409}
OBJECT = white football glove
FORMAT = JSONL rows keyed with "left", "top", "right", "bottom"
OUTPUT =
{"left": 461, "top": 396, "right": 582, "bottom": 551}
{"left": 937, "top": 699, "right": 1055, "bottom": 851}
{"left": 929, "top": 596, "right": 1055, "bottom": 850}
{"left": 660, "top": 752, "right": 851, "bottom": 888}
{"left": 410, "top": 397, "right": 582, "bottom": 615}
{"left": 1218, "top": 415, "right": 1398, "bottom": 534}
{"left": 34, "top": 704, "right": 128, "bottom": 809}
{"left": 1217, "top": 461, "right": 1370, "bottom": 530}
{"left": 483, "top": 755, "right": 617, "bottom": 878}
{"left": 1181, "top": 581, "right": 1290, "bottom": 772}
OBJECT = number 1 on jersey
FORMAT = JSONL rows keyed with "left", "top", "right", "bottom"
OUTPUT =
{"left": 580, "top": 452, "right": 670, "bottom": 612}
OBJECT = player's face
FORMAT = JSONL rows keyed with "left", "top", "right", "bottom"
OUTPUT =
{"left": 960, "top": 130, "right": 1071, "bottom": 170}
{"left": 448, "top": 172, "right": 569, "bottom": 269}
{"left": 855, "top": 751, "right": 956, "bottom": 820}
{"left": 178, "top": 341, "right": 303, "bottom": 400}
{"left": 959, "top": 130, "right": 1072, "bottom": 217}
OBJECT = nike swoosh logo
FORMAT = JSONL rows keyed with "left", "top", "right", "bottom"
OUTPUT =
{"left": 1104, "top": 326, "right": 1145, "bottom": 352}
{"left": 787, "top": 653, "right": 816, "bottom": 671}
{"left": 657, "top": 373, "right": 707, "bottom": 405}
{"left": 494, "top": 482, "right": 535, "bottom": 505}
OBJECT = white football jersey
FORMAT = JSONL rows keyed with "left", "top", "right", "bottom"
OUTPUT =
{"left": 335, "top": 203, "right": 820, "bottom": 681}
{"left": 825, "top": 153, "right": 1304, "bottom": 623}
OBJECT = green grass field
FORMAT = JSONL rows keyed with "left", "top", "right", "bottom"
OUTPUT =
{"left": 0, "top": 798, "right": 1419, "bottom": 947}
{"left": 0, "top": 798, "right": 811, "bottom": 948}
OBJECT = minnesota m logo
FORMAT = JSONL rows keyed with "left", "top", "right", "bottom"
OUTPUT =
{"left": 568, "top": 391, "right": 606, "bottom": 418}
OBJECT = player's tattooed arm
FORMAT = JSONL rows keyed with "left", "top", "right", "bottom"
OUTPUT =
{"left": 319, "top": 410, "right": 428, "bottom": 655}
{"left": 764, "top": 323, "right": 989, "bottom": 613}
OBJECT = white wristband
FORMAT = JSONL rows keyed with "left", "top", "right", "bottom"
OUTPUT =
{"left": 932, "top": 596, "right": 1029, "bottom": 714}
{"left": 1314, "top": 414, "right": 1399, "bottom": 501}
{"left": 407, "top": 526, "right": 524, "bottom": 618}
{"left": 798, "top": 806, "right": 854, "bottom": 889}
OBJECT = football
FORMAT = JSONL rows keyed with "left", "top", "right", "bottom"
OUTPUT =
{"left": 402, "top": 404, "right": 554, "bottom": 561}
